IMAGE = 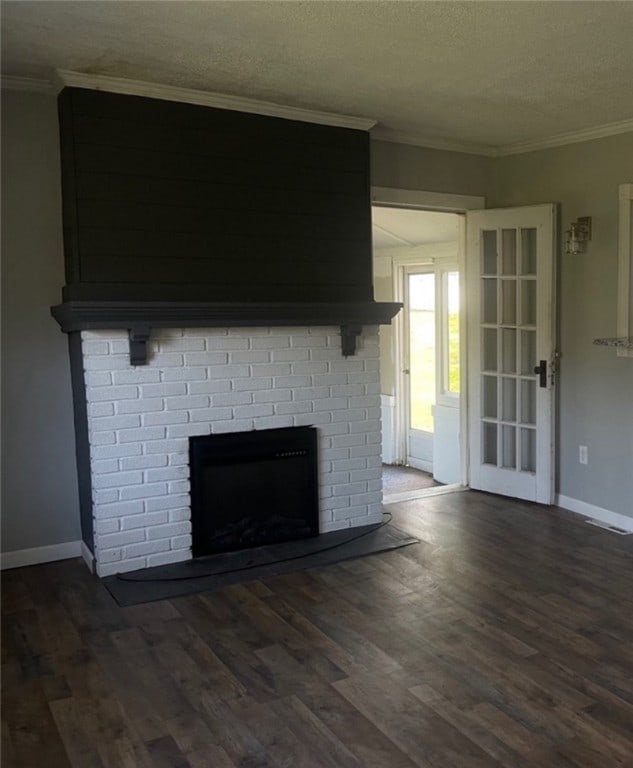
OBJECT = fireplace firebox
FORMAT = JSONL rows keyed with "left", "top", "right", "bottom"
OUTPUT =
{"left": 189, "top": 426, "right": 319, "bottom": 557}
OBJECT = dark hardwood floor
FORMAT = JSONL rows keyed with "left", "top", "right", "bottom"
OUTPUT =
{"left": 3, "top": 490, "right": 633, "bottom": 767}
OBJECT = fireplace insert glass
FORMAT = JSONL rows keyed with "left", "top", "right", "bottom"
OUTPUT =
{"left": 189, "top": 426, "right": 319, "bottom": 557}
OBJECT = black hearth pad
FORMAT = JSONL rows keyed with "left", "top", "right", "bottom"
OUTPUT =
{"left": 102, "top": 521, "right": 418, "bottom": 606}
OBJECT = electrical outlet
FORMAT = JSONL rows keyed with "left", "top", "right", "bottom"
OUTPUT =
{"left": 579, "top": 445, "right": 588, "bottom": 465}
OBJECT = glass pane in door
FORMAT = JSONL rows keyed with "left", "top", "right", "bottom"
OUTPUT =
{"left": 409, "top": 273, "right": 435, "bottom": 433}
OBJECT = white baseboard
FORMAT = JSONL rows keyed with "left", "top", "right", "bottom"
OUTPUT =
{"left": 81, "top": 542, "right": 96, "bottom": 573}
{"left": 1, "top": 540, "right": 83, "bottom": 570}
{"left": 555, "top": 494, "right": 633, "bottom": 533}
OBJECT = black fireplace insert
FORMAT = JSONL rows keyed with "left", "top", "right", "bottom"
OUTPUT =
{"left": 189, "top": 426, "right": 319, "bottom": 557}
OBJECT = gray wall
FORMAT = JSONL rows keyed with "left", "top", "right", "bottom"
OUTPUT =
{"left": 1, "top": 88, "right": 81, "bottom": 553}
{"left": 490, "top": 134, "right": 633, "bottom": 519}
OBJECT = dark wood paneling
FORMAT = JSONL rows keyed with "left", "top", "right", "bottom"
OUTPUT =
{"left": 58, "top": 88, "right": 373, "bottom": 304}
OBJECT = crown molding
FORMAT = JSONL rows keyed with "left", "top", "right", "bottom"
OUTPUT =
{"left": 370, "top": 126, "right": 495, "bottom": 156}
{"left": 1, "top": 75, "right": 53, "bottom": 93}
{"left": 54, "top": 69, "right": 377, "bottom": 131}
{"left": 494, "top": 117, "right": 633, "bottom": 156}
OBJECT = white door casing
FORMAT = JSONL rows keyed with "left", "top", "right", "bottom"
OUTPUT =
{"left": 466, "top": 205, "right": 556, "bottom": 504}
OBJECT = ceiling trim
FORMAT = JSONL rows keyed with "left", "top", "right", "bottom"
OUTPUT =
{"left": 1, "top": 75, "right": 53, "bottom": 93}
{"left": 494, "top": 118, "right": 633, "bottom": 156}
{"left": 54, "top": 69, "right": 377, "bottom": 131}
{"left": 371, "top": 126, "right": 494, "bottom": 156}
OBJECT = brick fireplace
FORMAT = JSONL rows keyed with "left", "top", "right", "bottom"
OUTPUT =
{"left": 81, "top": 326, "right": 383, "bottom": 576}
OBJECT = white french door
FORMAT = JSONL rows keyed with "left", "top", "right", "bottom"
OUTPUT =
{"left": 466, "top": 205, "right": 556, "bottom": 504}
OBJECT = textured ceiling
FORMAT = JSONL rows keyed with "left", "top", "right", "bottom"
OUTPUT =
{"left": 2, "top": 1, "right": 633, "bottom": 151}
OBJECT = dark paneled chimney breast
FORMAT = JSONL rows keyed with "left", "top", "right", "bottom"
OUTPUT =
{"left": 51, "top": 87, "right": 400, "bottom": 359}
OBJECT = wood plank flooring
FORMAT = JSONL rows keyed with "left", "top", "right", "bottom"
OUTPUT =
{"left": 3, "top": 490, "right": 633, "bottom": 767}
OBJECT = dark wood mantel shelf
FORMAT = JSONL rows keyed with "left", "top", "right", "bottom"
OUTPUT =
{"left": 51, "top": 300, "right": 402, "bottom": 364}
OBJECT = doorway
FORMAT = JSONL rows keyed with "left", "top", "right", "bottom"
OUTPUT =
{"left": 372, "top": 205, "right": 464, "bottom": 492}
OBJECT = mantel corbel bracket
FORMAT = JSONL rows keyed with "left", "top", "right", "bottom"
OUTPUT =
{"left": 340, "top": 324, "right": 363, "bottom": 357}
{"left": 129, "top": 326, "right": 151, "bottom": 365}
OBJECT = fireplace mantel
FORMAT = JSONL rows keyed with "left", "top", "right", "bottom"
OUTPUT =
{"left": 51, "top": 299, "right": 402, "bottom": 362}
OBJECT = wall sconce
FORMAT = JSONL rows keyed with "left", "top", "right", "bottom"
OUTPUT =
{"left": 565, "top": 216, "right": 592, "bottom": 255}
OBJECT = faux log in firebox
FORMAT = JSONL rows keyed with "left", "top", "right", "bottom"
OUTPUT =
{"left": 51, "top": 86, "right": 400, "bottom": 359}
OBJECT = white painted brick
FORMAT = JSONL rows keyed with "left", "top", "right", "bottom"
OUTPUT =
{"left": 171, "top": 534, "right": 192, "bottom": 550}
{"left": 253, "top": 388, "right": 291, "bottom": 404}
{"left": 350, "top": 420, "right": 382, "bottom": 434}
{"left": 117, "top": 426, "right": 166, "bottom": 443}
{"left": 323, "top": 495, "right": 351, "bottom": 511}
{"left": 167, "top": 453, "right": 189, "bottom": 466}
{"left": 364, "top": 383, "right": 381, "bottom": 395}
{"left": 212, "top": 418, "right": 253, "bottom": 433}
{"left": 158, "top": 338, "right": 205, "bottom": 351}
{"left": 313, "top": 397, "right": 349, "bottom": 412}
{"left": 97, "top": 548, "right": 123, "bottom": 564}
{"left": 145, "top": 494, "right": 189, "bottom": 512}
{"left": 86, "top": 385, "right": 138, "bottom": 402}
{"left": 88, "top": 402, "right": 115, "bottom": 418}
{"left": 85, "top": 372, "right": 112, "bottom": 387}
{"left": 212, "top": 391, "right": 253, "bottom": 407}
{"left": 350, "top": 468, "right": 382, "bottom": 482}
{"left": 95, "top": 519, "right": 120, "bottom": 535}
{"left": 147, "top": 550, "right": 191, "bottom": 567}
{"left": 271, "top": 348, "right": 309, "bottom": 362}
{"left": 321, "top": 447, "right": 350, "bottom": 461}
{"left": 252, "top": 363, "right": 291, "bottom": 377}
{"left": 367, "top": 479, "right": 382, "bottom": 492}
{"left": 313, "top": 374, "right": 347, "bottom": 387}
{"left": 366, "top": 431, "right": 382, "bottom": 445}
{"left": 92, "top": 443, "right": 142, "bottom": 460}
{"left": 364, "top": 360, "right": 380, "bottom": 372}
{"left": 276, "top": 401, "right": 312, "bottom": 416}
{"left": 329, "top": 360, "right": 364, "bottom": 374}
{"left": 183, "top": 328, "right": 226, "bottom": 338}
{"left": 89, "top": 431, "right": 116, "bottom": 446}
{"left": 334, "top": 506, "right": 370, "bottom": 522}
{"left": 124, "top": 539, "right": 171, "bottom": 558}
{"left": 350, "top": 492, "right": 380, "bottom": 506}
{"left": 331, "top": 384, "right": 365, "bottom": 397}
{"left": 165, "top": 395, "right": 209, "bottom": 411}
{"left": 120, "top": 511, "right": 169, "bottom": 531}
{"left": 146, "top": 466, "right": 188, "bottom": 483}
{"left": 149, "top": 353, "right": 185, "bottom": 368}
{"left": 319, "top": 486, "right": 333, "bottom": 499}
{"left": 291, "top": 362, "right": 328, "bottom": 375}
{"left": 93, "top": 471, "right": 143, "bottom": 490}
{"left": 349, "top": 395, "right": 380, "bottom": 409}
{"left": 92, "top": 459, "right": 119, "bottom": 475}
{"left": 250, "top": 336, "right": 289, "bottom": 349}
{"left": 91, "top": 414, "right": 141, "bottom": 432}
{"left": 141, "top": 382, "right": 187, "bottom": 397}
{"left": 83, "top": 341, "right": 109, "bottom": 355}
{"left": 349, "top": 444, "right": 381, "bottom": 458}
{"left": 310, "top": 348, "right": 340, "bottom": 362}
{"left": 232, "top": 377, "right": 272, "bottom": 391}
{"left": 233, "top": 404, "right": 273, "bottom": 419}
{"left": 367, "top": 407, "right": 381, "bottom": 420}
{"left": 206, "top": 337, "right": 250, "bottom": 350}
{"left": 98, "top": 558, "right": 147, "bottom": 577}
{"left": 187, "top": 380, "right": 231, "bottom": 395}
{"left": 274, "top": 375, "right": 311, "bottom": 389}
{"left": 189, "top": 407, "right": 233, "bottom": 423}
{"left": 145, "top": 438, "right": 187, "bottom": 454}
{"left": 369, "top": 502, "right": 384, "bottom": 517}
{"left": 206, "top": 364, "right": 250, "bottom": 379}
{"left": 183, "top": 352, "right": 229, "bottom": 366}
{"left": 320, "top": 471, "right": 350, "bottom": 486}
{"left": 336, "top": 458, "right": 368, "bottom": 471}
{"left": 314, "top": 422, "right": 348, "bottom": 437}
{"left": 143, "top": 410, "right": 189, "bottom": 427}
{"left": 365, "top": 455, "right": 382, "bottom": 469}
{"left": 147, "top": 521, "right": 190, "bottom": 540}
{"left": 293, "top": 386, "right": 329, "bottom": 401}
{"left": 348, "top": 372, "right": 379, "bottom": 384}
{"left": 294, "top": 413, "right": 331, "bottom": 427}
{"left": 166, "top": 424, "right": 209, "bottom": 439}
{"left": 93, "top": 489, "right": 119, "bottom": 504}
{"left": 168, "top": 480, "right": 190, "bottom": 494}
{"left": 253, "top": 416, "right": 294, "bottom": 430}
{"left": 169, "top": 508, "right": 190, "bottom": 522}
{"left": 117, "top": 398, "right": 165, "bottom": 414}
{"left": 291, "top": 335, "right": 326, "bottom": 348}
{"left": 109, "top": 339, "right": 137, "bottom": 354}
{"left": 333, "top": 482, "right": 367, "bottom": 497}
{"left": 84, "top": 355, "right": 131, "bottom": 371}
{"left": 119, "top": 482, "right": 168, "bottom": 500}
{"left": 112, "top": 369, "right": 161, "bottom": 385}
{"left": 230, "top": 350, "right": 271, "bottom": 364}
{"left": 98, "top": 529, "right": 145, "bottom": 548}
{"left": 332, "top": 408, "right": 366, "bottom": 423}
{"left": 120, "top": 455, "right": 168, "bottom": 471}
{"left": 161, "top": 367, "right": 208, "bottom": 382}
{"left": 154, "top": 329, "right": 184, "bottom": 340}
